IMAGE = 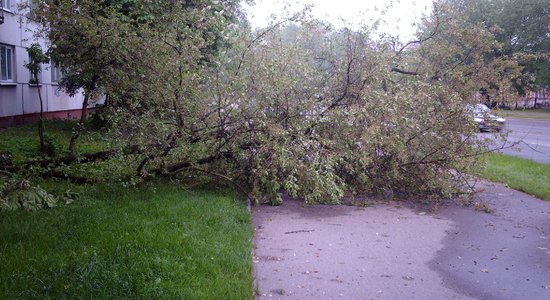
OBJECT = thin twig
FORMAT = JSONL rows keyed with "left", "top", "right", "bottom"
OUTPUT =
{"left": 190, "top": 166, "right": 253, "bottom": 203}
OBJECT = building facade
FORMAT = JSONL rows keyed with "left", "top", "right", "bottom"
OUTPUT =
{"left": 0, "top": 0, "right": 97, "bottom": 127}
{"left": 516, "top": 88, "right": 550, "bottom": 109}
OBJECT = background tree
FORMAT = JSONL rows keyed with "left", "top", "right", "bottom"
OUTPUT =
{"left": 35, "top": 0, "right": 141, "bottom": 155}
{"left": 24, "top": 44, "right": 50, "bottom": 154}
{"left": 35, "top": 0, "right": 247, "bottom": 155}
{"left": 444, "top": 0, "right": 550, "bottom": 94}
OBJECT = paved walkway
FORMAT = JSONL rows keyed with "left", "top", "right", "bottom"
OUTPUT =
{"left": 253, "top": 181, "right": 550, "bottom": 299}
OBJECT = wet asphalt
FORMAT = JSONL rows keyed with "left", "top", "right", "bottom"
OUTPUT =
{"left": 253, "top": 181, "right": 550, "bottom": 299}
{"left": 494, "top": 118, "right": 550, "bottom": 164}
{"left": 433, "top": 181, "right": 550, "bottom": 300}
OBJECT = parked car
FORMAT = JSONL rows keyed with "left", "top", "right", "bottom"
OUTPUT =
{"left": 467, "top": 103, "right": 506, "bottom": 132}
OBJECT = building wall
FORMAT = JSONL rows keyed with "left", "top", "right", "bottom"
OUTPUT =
{"left": 516, "top": 88, "right": 550, "bottom": 108}
{"left": 0, "top": 0, "right": 100, "bottom": 126}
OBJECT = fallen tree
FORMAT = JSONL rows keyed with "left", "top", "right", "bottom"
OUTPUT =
{"left": 21, "top": 1, "right": 523, "bottom": 205}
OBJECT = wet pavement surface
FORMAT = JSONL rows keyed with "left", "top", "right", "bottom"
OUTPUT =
{"left": 253, "top": 181, "right": 550, "bottom": 299}
{"left": 494, "top": 118, "right": 550, "bottom": 163}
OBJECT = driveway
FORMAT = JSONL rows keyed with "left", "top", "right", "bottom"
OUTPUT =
{"left": 253, "top": 181, "right": 550, "bottom": 299}
{"left": 493, "top": 118, "right": 550, "bottom": 163}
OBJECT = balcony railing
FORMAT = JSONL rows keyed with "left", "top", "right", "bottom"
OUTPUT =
{"left": 0, "top": 0, "right": 4, "bottom": 25}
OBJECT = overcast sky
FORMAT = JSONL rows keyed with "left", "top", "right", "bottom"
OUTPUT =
{"left": 243, "top": 0, "right": 435, "bottom": 41}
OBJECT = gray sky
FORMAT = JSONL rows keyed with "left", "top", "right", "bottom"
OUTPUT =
{"left": 243, "top": 0, "right": 435, "bottom": 41}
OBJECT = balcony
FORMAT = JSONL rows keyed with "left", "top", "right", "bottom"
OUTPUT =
{"left": 0, "top": 0, "right": 4, "bottom": 25}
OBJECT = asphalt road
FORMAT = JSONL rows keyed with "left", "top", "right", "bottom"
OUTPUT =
{"left": 253, "top": 181, "right": 550, "bottom": 299}
{"left": 491, "top": 118, "right": 550, "bottom": 163}
{"left": 433, "top": 181, "right": 550, "bottom": 300}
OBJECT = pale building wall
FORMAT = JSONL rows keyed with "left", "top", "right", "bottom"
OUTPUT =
{"left": 0, "top": 0, "right": 97, "bottom": 122}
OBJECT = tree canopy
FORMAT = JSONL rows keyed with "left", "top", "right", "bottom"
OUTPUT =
{"left": 445, "top": 0, "right": 550, "bottom": 90}
{"left": 15, "top": 0, "right": 525, "bottom": 205}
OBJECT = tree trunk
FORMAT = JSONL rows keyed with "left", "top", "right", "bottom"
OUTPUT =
{"left": 104, "top": 93, "right": 110, "bottom": 106}
{"left": 68, "top": 93, "right": 90, "bottom": 156}
{"left": 37, "top": 82, "right": 46, "bottom": 154}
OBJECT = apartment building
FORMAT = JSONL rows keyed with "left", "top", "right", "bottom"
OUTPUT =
{"left": 0, "top": 0, "right": 97, "bottom": 127}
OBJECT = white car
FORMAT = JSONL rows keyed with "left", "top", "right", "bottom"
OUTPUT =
{"left": 467, "top": 103, "right": 506, "bottom": 132}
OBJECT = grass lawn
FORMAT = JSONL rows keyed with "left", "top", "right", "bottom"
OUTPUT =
{"left": 0, "top": 120, "right": 106, "bottom": 162}
{"left": 479, "top": 153, "right": 550, "bottom": 201}
{"left": 0, "top": 184, "right": 254, "bottom": 299}
{"left": 0, "top": 121, "right": 254, "bottom": 299}
{"left": 501, "top": 109, "right": 550, "bottom": 119}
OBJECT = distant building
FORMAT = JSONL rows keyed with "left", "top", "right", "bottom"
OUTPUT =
{"left": 515, "top": 88, "right": 550, "bottom": 109}
{"left": 0, "top": 0, "right": 100, "bottom": 127}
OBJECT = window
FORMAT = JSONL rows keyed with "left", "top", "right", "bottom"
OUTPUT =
{"left": 0, "top": 44, "right": 14, "bottom": 82}
{"left": 51, "top": 62, "right": 63, "bottom": 83}
{"left": 1, "top": 0, "right": 11, "bottom": 11}
{"left": 26, "top": 0, "right": 40, "bottom": 20}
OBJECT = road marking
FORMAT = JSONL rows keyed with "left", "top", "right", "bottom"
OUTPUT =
{"left": 526, "top": 142, "right": 550, "bottom": 147}
{"left": 506, "top": 139, "right": 550, "bottom": 147}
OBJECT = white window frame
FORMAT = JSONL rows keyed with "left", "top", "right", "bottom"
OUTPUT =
{"left": 50, "top": 62, "right": 63, "bottom": 84}
{"left": 1, "top": 0, "right": 12, "bottom": 11}
{"left": 0, "top": 44, "right": 15, "bottom": 82}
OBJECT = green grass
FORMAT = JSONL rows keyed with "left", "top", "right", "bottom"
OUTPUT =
{"left": 0, "top": 120, "right": 138, "bottom": 181}
{"left": 0, "top": 120, "right": 106, "bottom": 162}
{"left": 0, "top": 184, "right": 254, "bottom": 299}
{"left": 479, "top": 153, "right": 550, "bottom": 200}
{"left": 501, "top": 109, "right": 550, "bottom": 119}
{"left": 0, "top": 122, "right": 254, "bottom": 299}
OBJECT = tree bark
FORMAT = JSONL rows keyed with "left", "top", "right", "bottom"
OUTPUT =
{"left": 68, "top": 92, "right": 90, "bottom": 156}
{"left": 36, "top": 79, "right": 46, "bottom": 154}
{"left": 390, "top": 67, "right": 418, "bottom": 76}
{"left": 25, "top": 145, "right": 142, "bottom": 169}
